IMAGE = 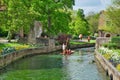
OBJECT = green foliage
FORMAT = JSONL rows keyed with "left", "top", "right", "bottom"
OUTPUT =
{"left": 0, "top": 43, "right": 29, "bottom": 50}
{"left": 103, "top": 43, "right": 117, "bottom": 49}
{"left": 103, "top": 37, "right": 120, "bottom": 49}
{"left": 86, "top": 12, "right": 99, "bottom": 35}
{"left": 111, "top": 36, "right": 120, "bottom": 44}
{"left": 0, "top": 0, "right": 75, "bottom": 39}
{"left": 1, "top": 47, "right": 16, "bottom": 55}
{"left": 0, "top": 43, "right": 30, "bottom": 55}
{"left": 48, "top": 10, "right": 71, "bottom": 35}
{"left": 70, "top": 9, "right": 89, "bottom": 36}
{"left": 70, "top": 41, "right": 86, "bottom": 45}
{"left": 107, "top": 0, "right": 120, "bottom": 34}
{"left": 0, "top": 28, "right": 8, "bottom": 37}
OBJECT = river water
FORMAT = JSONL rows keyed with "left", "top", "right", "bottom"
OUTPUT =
{"left": 0, "top": 47, "right": 109, "bottom": 80}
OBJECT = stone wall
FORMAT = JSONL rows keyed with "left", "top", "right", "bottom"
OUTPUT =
{"left": 36, "top": 38, "right": 49, "bottom": 46}
{"left": 0, "top": 46, "right": 61, "bottom": 68}
{"left": 96, "top": 37, "right": 110, "bottom": 49}
{"left": 95, "top": 50, "right": 120, "bottom": 80}
{"left": 36, "top": 38, "right": 55, "bottom": 47}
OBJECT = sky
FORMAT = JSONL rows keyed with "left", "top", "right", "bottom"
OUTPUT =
{"left": 73, "top": 0, "right": 112, "bottom": 15}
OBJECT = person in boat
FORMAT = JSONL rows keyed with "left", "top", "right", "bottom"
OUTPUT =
{"left": 62, "top": 43, "right": 66, "bottom": 55}
{"left": 64, "top": 48, "right": 74, "bottom": 55}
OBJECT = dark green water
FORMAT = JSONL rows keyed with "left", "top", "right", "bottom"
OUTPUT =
{"left": 0, "top": 47, "right": 109, "bottom": 80}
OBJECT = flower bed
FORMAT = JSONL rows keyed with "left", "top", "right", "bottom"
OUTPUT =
{"left": 98, "top": 47, "right": 120, "bottom": 71}
{"left": 0, "top": 45, "right": 29, "bottom": 56}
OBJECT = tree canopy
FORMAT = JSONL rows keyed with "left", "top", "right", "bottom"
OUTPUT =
{"left": 0, "top": 0, "right": 91, "bottom": 41}
{"left": 86, "top": 12, "right": 99, "bottom": 35}
{"left": 69, "top": 9, "right": 89, "bottom": 36}
{"left": 0, "top": 0, "right": 75, "bottom": 39}
{"left": 107, "top": 0, "right": 120, "bottom": 34}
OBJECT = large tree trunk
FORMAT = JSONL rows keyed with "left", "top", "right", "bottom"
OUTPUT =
{"left": 19, "top": 26, "right": 24, "bottom": 38}
{"left": 7, "top": 30, "right": 12, "bottom": 42}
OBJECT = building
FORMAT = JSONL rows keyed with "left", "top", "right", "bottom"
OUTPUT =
{"left": 98, "top": 10, "right": 113, "bottom": 37}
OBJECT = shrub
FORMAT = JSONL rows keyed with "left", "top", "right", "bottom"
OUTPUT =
{"left": 0, "top": 49, "right": 2, "bottom": 53}
{"left": 0, "top": 28, "right": 8, "bottom": 37}
{"left": 56, "top": 34, "right": 68, "bottom": 44}
{"left": 116, "top": 64, "right": 120, "bottom": 72}
{"left": 72, "top": 35, "right": 79, "bottom": 39}
{"left": 1, "top": 47, "right": 16, "bottom": 55}
{"left": 103, "top": 43, "right": 117, "bottom": 49}
{"left": 103, "top": 53, "right": 112, "bottom": 60}
{"left": 15, "top": 45, "right": 29, "bottom": 50}
{"left": 111, "top": 36, "right": 120, "bottom": 44}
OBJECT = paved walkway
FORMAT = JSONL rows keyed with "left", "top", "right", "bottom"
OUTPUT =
{"left": 0, "top": 38, "right": 17, "bottom": 43}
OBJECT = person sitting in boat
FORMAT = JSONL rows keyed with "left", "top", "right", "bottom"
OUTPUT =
{"left": 65, "top": 49, "right": 74, "bottom": 55}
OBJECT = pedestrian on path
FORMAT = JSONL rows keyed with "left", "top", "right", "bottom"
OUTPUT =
{"left": 87, "top": 36, "right": 90, "bottom": 42}
{"left": 79, "top": 34, "right": 83, "bottom": 40}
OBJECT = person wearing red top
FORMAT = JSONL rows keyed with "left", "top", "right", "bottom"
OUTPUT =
{"left": 87, "top": 36, "right": 90, "bottom": 42}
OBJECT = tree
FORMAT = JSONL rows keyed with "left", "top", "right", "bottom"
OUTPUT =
{"left": 107, "top": 0, "right": 120, "bottom": 34}
{"left": 0, "top": 0, "right": 75, "bottom": 41}
{"left": 1, "top": 0, "right": 37, "bottom": 41}
{"left": 35, "top": 0, "right": 74, "bottom": 35}
{"left": 86, "top": 12, "right": 99, "bottom": 35}
{"left": 70, "top": 9, "right": 89, "bottom": 36}
{"left": 49, "top": 10, "right": 71, "bottom": 35}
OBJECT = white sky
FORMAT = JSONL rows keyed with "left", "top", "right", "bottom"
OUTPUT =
{"left": 73, "top": 0, "right": 112, "bottom": 15}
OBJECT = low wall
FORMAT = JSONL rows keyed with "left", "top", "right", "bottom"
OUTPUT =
{"left": 96, "top": 37, "right": 110, "bottom": 49}
{"left": 0, "top": 43, "right": 95, "bottom": 69}
{"left": 95, "top": 50, "right": 120, "bottom": 80}
{"left": 0, "top": 46, "right": 61, "bottom": 68}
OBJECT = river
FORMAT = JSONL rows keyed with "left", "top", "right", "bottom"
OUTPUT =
{"left": 0, "top": 47, "right": 109, "bottom": 80}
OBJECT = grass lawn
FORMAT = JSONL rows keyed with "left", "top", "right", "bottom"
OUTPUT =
{"left": 70, "top": 41, "right": 86, "bottom": 45}
{"left": 0, "top": 43, "right": 29, "bottom": 49}
{"left": 89, "top": 40, "right": 96, "bottom": 43}
{"left": 70, "top": 39, "right": 96, "bottom": 45}
{"left": 0, "top": 43, "right": 18, "bottom": 49}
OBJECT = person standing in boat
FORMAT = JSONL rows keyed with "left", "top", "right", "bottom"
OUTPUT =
{"left": 62, "top": 43, "right": 66, "bottom": 54}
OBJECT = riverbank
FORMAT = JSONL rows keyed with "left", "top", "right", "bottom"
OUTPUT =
{"left": 95, "top": 50, "right": 120, "bottom": 80}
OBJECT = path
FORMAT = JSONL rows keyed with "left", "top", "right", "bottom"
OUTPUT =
{"left": 0, "top": 38, "right": 17, "bottom": 43}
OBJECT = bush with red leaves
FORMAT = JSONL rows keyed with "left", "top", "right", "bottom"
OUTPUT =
{"left": 57, "top": 34, "right": 68, "bottom": 45}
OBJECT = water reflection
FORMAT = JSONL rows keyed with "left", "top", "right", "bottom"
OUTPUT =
{"left": 62, "top": 47, "right": 109, "bottom": 80}
{"left": 5, "top": 54, "right": 63, "bottom": 70}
